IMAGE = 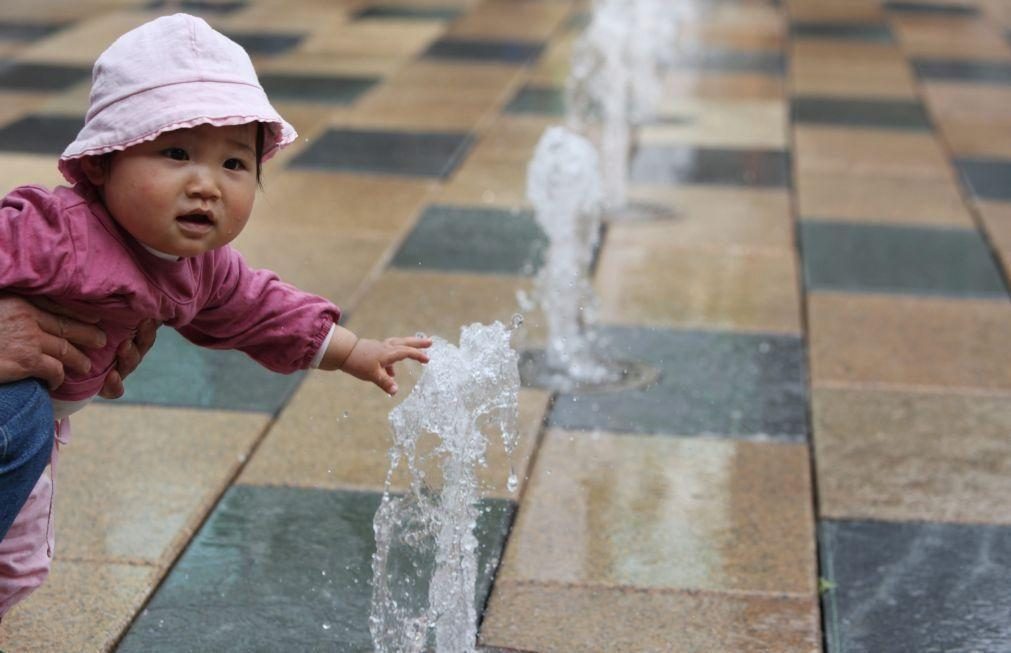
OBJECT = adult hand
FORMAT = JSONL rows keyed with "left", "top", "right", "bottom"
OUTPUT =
{"left": 0, "top": 294, "right": 105, "bottom": 389}
{"left": 98, "top": 318, "right": 158, "bottom": 399}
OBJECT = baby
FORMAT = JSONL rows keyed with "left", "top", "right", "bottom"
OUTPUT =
{"left": 0, "top": 13, "right": 430, "bottom": 616}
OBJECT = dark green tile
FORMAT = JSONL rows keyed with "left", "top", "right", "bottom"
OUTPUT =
{"left": 820, "top": 519, "right": 1011, "bottom": 653}
{"left": 800, "top": 221, "right": 1007, "bottom": 298}
{"left": 792, "top": 97, "right": 931, "bottom": 130}
{"left": 290, "top": 128, "right": 474, "bottom": 178}
{"left": 118, "top": 485, "right": 514, "bottom": 652}
{"left": 673, "top": 48, "right": 785, "bottom": 75}
{"left": 790, "top": 22, "right": 894, "bottom": 42}
{"left": 223, "top": 31, "right": 304, "bottom": 56}
{"left": 0, "top": 115, "right": 82, "bottom": 154}
{"left": 423, "top": 38, "right": 544, "bottom": 64}
{"left": 913, "top": 58, "right": 1011, "bottom": 84}
{"left": 884, "top": 0, "right": 978, "bottom": 15}
{"left": 102, "top": 328, "right": 304, "bottom": 414}
{"left": 547, "top": 326, "right": 809, "bottom": 440}
{"left": 0, "top": 62, "right": 90, "bottom": 91}
{"left": 146, "top": 0, "right": 247, "bottom": 13}
{"left": 504, "top": 85, "right": 565, "bottom": 116}
{"left": 957, "top": 157, "right": 1011, "bottom": 200}
{"left": 259, "top": 73, "right": 378, "bottom": 104}
{"left": 391, "top": 204, "right": 547, "bottom": 275}
{"left": 354, "top": 5, "right": 462, "bottom": 20}
{"left": 630, "top": 146, "right": 791, "bottom": 188}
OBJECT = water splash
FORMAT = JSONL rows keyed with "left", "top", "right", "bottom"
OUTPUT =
{"left": 526, "top": 126, "right": 619, "bottom": 390}
{"left": 370, "top": 321, "right": 520, "bottom": 653}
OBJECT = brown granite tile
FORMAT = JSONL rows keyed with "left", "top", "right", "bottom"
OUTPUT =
{"left": 893, "top": 15, "right": 1011, "bottom": 59}
{"left": 0, "top": 153, "right": 65, "bottom": 191}
{"left": 56, "top": 405, "right": 268, "bottom": 565}
{"left": 446, "top": 0, "right": 570, "bottom": 40}
{"left": 939, "top": 122, "right": 1011, "bottom": 159}
{"left": 785, "top": 0, "right": 883, "bottom": 22}
{"left": 664, "top": 70, "right": 786, "bottom": 101}
{"left": 213, "top": 3, "right": 349, "bottom": 32}
{"left": 645, "top": 98, "right": 788, "bottom": 149}
{"left": 976, "top": 200, "right": 1011, "bottom": 252}
{"left": 0, "top": 559, "right": 156, "bottom": 653}
{"left": 348, "top": 86, "right": 504, "bottom": 131}
{"left": 480, "top": 583, "right": 821, "bottom": 653}
{"left": 528, "top": 32, "right": 577, "bottom": 86}
{"left": 0, "top": 91, "right": 49, "bottom": 127}
{"left": 497, "top": 430, "right": 817, "bottom": 594}
{"left": 300, "top": 18, "right": 444, "bottom": 58}
{"left": 256, "top": 50, "right": 403, "bottom": 78}
{"left": 626, "top": 184, "right": 794, "bottom": 252}
{"left": 17, "top": 12, "right": 156, "bottom": 65}
{"left": 813, "top": 386, "right": 1011, "bottom": 524}
{"left": 808, "top": 292, "right": 1011, "bottom": 392}
{"left": 790, "top": 59, "right": 919, "bottom": 99}
{"left": 796, "top": 171, "right": 975, "bottom": 227}
{"left": 794, "top": 126, "right": 954, "bottom": 180}
{"left": 681, "top": 3, "right": 785, "bottom": 52}
{"left": 596, "top": 239, "right": 802, "bottom": 334}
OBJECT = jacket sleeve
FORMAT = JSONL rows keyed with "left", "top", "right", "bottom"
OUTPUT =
{"left": 178, "top": 247, "right": 340, "bottom": 374}
{"left": 0, "top": 186, "right": 77, "bottom": 295}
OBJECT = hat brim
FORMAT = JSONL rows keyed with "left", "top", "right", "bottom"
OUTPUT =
{"left": 59, "top": 79, "right": 296, "bottom": 185}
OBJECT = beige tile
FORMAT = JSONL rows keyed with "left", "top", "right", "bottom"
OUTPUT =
{"left": 0, "top": 153, "right": 74, "bottom": 194}
{"left": 681, "top": 8, "right": 785, "bottom": 52}
{"left": 626, "top": 184, "right": 794, "bottom": 251}
{"left": 0, "top": 91, "right": 49, "bottom": 126}
{"left": 481, "top": 583, "right": 820, "bottom": 653}
{"left": 924, "top": 82, "right": 1011, "bottom": 157}
{"left": 789, "top": 40, "right": 918, "bottom": 99}
{"left": 446, "top": 0, "right": 571, "bottom": 40}
{"left": 808, "top": 292, "right": 1011, "bottom": 392}
{"left": 893, "top": 15, "right": 1011, "bottom": 59}
{"left": 256, "top": 50, "right": 403, "bottom": 78}
{"left": 785, "top": 0, "right": 883, "bottom": 22}
{"left": 596, "top": 240, "right": 802, "bottom": 334}
{"left": 794, "top": 126, "right": 954, "bottom": 180}
{"left": 665, "top": 69, "right": 785, "bottom": 100}
{"left": 0, "top": 559, "right": 156, "bottom": 653}
{"left": 529, "top": 31, "right": 578, "bottom": 86}
{"left": 813, "top": 387, "right": 1011, "bottom": 524}
{"left": 939, "top": 122, "right": 1011, "bottom": 158}
{"left": 299, "top": 19, "right": 444, "bottom": 59}
{"left": 347, "top": 87, "right": 504, "bottom": 131}
{"left": 17, "top": 11, "right": 157, "bottom": 65}
{"left": 498, "top": 430, "right": 817, "bottom": 594}
{"left": 644, "top": 98, "right": 788, "bottom": 149}
{"left": 796, "top": 171, "right": 975, "bottom": 227}
{"left": 976, "top": 200, "right": 1011, "bottom": 252}
{"left": 56, "top": 405, "right": 268, "bottom": 565}
{"left": 212, "top": 3, "right": 349, "bottom": 32}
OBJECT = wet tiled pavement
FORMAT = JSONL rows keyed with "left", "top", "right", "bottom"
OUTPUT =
{"left": 0, "top": 0, "right": 1009, "bottom": 651}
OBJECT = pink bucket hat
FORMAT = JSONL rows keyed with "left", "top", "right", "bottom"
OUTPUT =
{"left": 59, "top": 13, "right": 297, "bottom": 185}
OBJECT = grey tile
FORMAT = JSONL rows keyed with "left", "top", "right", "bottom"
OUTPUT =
{"left": 118, "top": 485, "right": 514, "bottom": 652}
{"left": 102, "top": 328, "right": 304, "bottom": 415}
{"left": 820, "top": 519, "right": 1011, "bottom": 653}
{"left": 792, "top": 97, "right": 932, "bottom": 130}
{"left": 223, "top": 31, "right": 305, "bottom": 56}
{"left": 504, "top": 85, "right": 566, "bottom": 116}
{"left": 567, "top": 11, "right": 592, "bottom": 31}
{"left": 259, "top": 73, "right": 378, "bottom": 104}
{"left": 0, "top": 114, "right": 82, "bottom": 154}
{"left": 790, "top": 22, "right": 894, "bottom": 42}
{"left": 289, "top": 128, "right": 474, "bottom": 178}
{"left": 629, "top": 146, "right": 791, "bottom": 188}
{"left": 884, "top": 1, "right": 978, "bottom": 15}
{"left": 391, "top": 204, "right": 547, "bottom": 275}
{"left": 548, "top": 326, "right": 809, "bottom": 440}
{"left": 957, "top": 157, "right": 1011, "bottom": 201}
{"left": 0, "top": 21, "right": 68, "bottom": 41}
{"left": 0, "top": 61, "right": 90, "bottom": 91}
{"left": 800, "top": 221, "right": 1008, "bottom": 298}
{"left": 913, "top": 58, "right": 1011, "bottom": 84}
{"left": 673, "top": 48, "right": 786, "bottom": 75}
{"left": 423, "top": 38, "right": 544, "bottom": 64}
{"left": 146, "top": 0, "right": 248, "bottom": 13}
{"left": 354, "top": 5, "right": 462, "bottom": 20}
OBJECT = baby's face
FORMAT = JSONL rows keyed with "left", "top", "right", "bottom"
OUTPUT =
{"left": 87, "top": 123, "right": 258, "bottom": 257}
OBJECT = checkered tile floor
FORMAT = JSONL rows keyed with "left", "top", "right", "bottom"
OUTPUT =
{"left": 0, "top": 0, "right": 1009, "bottom": 651}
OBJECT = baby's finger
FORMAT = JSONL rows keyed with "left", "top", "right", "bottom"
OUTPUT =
{"left": 375, "top": 370, "right": 398, "bottom": 395}
{"left": 389, "top": 336, "right": 432, "bottom": 349}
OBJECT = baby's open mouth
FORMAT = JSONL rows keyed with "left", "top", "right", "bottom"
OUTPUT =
{"left": 177, "top": 212, "right": 215, "bottom": 228}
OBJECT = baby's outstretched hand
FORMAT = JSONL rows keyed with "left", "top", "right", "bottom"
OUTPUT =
{"left": 340, "top": 336, "right": 431, "bottom": 395}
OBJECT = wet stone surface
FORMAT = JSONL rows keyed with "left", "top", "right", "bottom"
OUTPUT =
{"left": 0, "top": 115, "right": 84, "bottom": 155}
{"left": 290, "top": 128, "right": 475, "bottom": 178}
{"left": 118, "top": 485, "right": 514, "bottom": 652}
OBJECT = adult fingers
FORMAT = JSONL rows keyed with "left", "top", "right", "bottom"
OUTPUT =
{"left": 33, "top": 305, "right": 106, "bottom": 349}
{"left": 115, "top": 339, "right": 141, "bottom": 376}
{"left": 39, "top": 332, "right": 92, "bottom": 375}
{"left": 98, "top": 370, "right": 124, "bottom": 399}
{"left": 29, "top": 296, "right": 101, "bottom": 324}
{"left": 134, "top": 319, "right": 158, "bottom": 357}
{"left": 34, "top": 354, "right": 65, "bottom": 389}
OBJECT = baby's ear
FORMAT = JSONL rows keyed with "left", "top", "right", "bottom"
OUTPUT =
{"left": 79, "top": 156, "right": 109, "bottom": 186}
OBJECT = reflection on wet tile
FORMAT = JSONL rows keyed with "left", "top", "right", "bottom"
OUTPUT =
{"left": 820, "top": 520, "right": 1011, "bottom": 653}
{"left": 673, "top": 48, "right": 786, "bottom": 75}
{"left": 259, "top": 72, "right": 378, "bottom": 104}
{"left": 481, "top": 583, "right": 820, "bottom": 653}
{"left": 423, "top": 37, "right": 544, "bottom": 64}
{"left": 391, "top": 204, "right": 545, "bottom": 275}
{"left": 0, "top": 20, "right": 68, "bottom": 40}
{"left": 913, "top": 58, "right": 1011, "bottom": 83}
{"left": 57, "top": 404, "right": 268, "bottom": 564}
{"left": 0, "top": 114, "right": 82, "bottom": 154}
{"left": 800, "top": 221, "right": 1007, "bottom": 297}
{"left": 813, "top": 387, "right": 1011, "bottom": 524}
{"left": 117, "top": 486, "right": 513, "bottom": 651}
{"left": 289, "top": 127, "right": 474, "bottom": 178}
{"left": 629, "top": 146, "right": 791, "bottom": 187}
{"left": 549, "top": 326, "right": 809, "bottom": 440}
{"left": 498, "top": 430, "right": 816, "bottom": 593}
{"left": 504, "top": 84, "right": 565, "bottom": 116}
{"left": 0, "top": 559, "right": 156, "bottom": 653}
{"left": 884, "top": 0, "right": 978, "bottom": 15}
{"left": 791, "top": 97, "right": 932, "bottom": 130}
{"left": 354, "top": 5, "right": 462, "bottom": 20}
{"left": 790, "top": 21, "right": 894, "bottom": 42}
{"left": 223, "top": 30, "right": 304, "bottom": 56}
{"left": 0, "top": 62, "right": 90, "bottom": 91}
{"left": 957, "top": 157, "right": 1011, "bottom": 200}
{"left": 106, "top": 328, "right": 305, "bottom": 414}
{"left": 808, "top": 292, "right": 1011, "bottom": 391}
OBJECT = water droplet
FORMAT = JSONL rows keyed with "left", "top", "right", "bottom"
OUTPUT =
{"left": 511, "top": 313, "right": 524, "bottom": 329}
{"left": 507, "top": 472, "right": 519, "bottom": 493}
{"left": 322, "top": 623, "right": 331, "bottom": 631}
{"left": 415, "top": 331, "right": 427, "bottom": 339}
{"left": 342, "top": 411, "right": 349, "bottom": 419}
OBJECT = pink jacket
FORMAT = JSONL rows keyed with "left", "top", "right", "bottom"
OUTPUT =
{"left": 0, "top": 183, "right": 340, "bottom": 401}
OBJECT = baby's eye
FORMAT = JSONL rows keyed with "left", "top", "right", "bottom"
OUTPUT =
{"left": 223, "top": 158, "right": 248, "bottom": 171}
{"left": 161, "top": 147, "right": 188, "bottom": 161}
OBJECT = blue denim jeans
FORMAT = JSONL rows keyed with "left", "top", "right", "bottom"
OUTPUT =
{"left": 0, "top": 379, "right": 53, "bottom": 541}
